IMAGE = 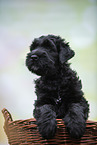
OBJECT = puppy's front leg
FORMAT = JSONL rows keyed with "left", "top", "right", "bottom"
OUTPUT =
{"left": 63, "top": 102, "right": 88, "bottom": 139}
{"left": 34, "top": 104, "right": 57, "bottom": 139}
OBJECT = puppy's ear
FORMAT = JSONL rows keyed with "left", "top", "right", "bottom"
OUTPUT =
{"left": 59, "top": 42, "right": 75, "bottom": 64}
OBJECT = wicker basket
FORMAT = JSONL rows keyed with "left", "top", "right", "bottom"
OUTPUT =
{"left": 2, "top": 108, "right": 97, "bottom": 145}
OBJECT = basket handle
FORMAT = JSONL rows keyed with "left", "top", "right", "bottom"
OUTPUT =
{"left": 2, "top": 108, "right": 13, "bottom": 123}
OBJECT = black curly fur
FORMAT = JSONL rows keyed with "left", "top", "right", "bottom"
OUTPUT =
{"left": 26, "top": 35, "right": 89, "bottom": 139}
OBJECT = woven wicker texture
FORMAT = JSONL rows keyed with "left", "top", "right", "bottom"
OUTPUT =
{"left": 2, "top": 108, "right": 97, "bottom": 145}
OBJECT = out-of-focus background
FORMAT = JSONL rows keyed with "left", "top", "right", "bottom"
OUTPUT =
{"left": 0, "top": 0, "right": 97, "bottom": 144}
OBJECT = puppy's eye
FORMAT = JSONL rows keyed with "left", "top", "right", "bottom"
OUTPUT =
{"left": 42, "top": 52, "right": 47, "bottom": 56}
{"left": 49, "top": 49, "right": 54, "bottom": 52}
{"left": 47, "top": 47, "right": 55, "bottom": 52}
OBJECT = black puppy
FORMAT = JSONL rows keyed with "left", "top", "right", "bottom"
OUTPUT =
{"left": 26, "top": 35, "right": 89, "bottom": 139}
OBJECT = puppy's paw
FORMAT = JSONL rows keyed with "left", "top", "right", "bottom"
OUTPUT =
{"left": 38, "top": 117, "right": 57, "bottom": 139}
{"left": 66, "top": 123, "right": 86, "bottom": 139}
{"left": 63, "top": 104, "right": 87, "bottom": 139}
{"left": 34, "top": 105, "right": 57, "bottom": 139}
{"left": 63, "top": 117, "right": 86, "bottom": 139}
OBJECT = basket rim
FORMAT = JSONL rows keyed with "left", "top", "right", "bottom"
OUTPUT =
{"left": 2, "top": 108, "right": 97, "bottom": 125}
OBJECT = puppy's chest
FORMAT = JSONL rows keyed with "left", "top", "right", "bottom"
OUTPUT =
{"left": 35, "top": 78, "right": 63, "bottom": 102}
{"left": 38, "top": 78, "right": 59, "bottom": 91}
{"left": 55, "top": 89, "right": 62, "bottom": 105}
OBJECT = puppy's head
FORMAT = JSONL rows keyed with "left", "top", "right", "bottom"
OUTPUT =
{"left": 26, "top": 35, "right": 75, "bottom": 76}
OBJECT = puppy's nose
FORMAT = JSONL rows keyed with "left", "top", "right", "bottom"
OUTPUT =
{"left": 31, "top": 55, "right": 39, "bottom": 60}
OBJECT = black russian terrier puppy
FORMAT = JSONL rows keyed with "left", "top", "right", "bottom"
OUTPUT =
{"left": 26, "top": 35, "right": 89, "bottom": 139}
